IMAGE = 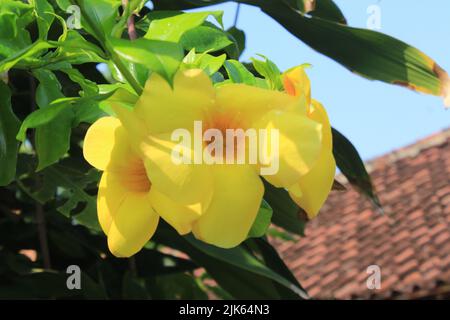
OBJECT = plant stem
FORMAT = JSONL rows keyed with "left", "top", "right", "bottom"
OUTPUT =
{"left": 71, "top": 0, "right": 143, "bottom": 95}
{"left": 29, "top": 76, "right": 51, "bottom": 270}
{"left": 109, "top": 49, "right": 143, "bottom": 95}
{"left": 129, "top": 256, "right": 138, "bottom": 277}
{"left": 122, "top": 0, "right": 137, "bottom": 40}
{"left": 36, "top": 203, "right": 52, "bottom": 269}
{"left": 233, "top": 3, "right": 241, "bottom": 27}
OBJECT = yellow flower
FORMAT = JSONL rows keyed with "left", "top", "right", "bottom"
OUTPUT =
{"left": 83, "top": 68, "right": 330, "bottom": 256}
{"left": 283, "top": 66, "right": 337, "bottom": 219}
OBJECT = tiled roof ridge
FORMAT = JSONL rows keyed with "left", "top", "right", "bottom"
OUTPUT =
{"left": 364, "top": 127, "right": 450, "bottom": 173}
{"left": 280, "top": 127, "right": 450, "bottom": 299}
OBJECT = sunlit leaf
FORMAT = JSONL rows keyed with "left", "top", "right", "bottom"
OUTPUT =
{"left": 110, "top": 38, "right": 183, "bottom": 83}
{"left": 144, "top": 10, "right": 223, "bottom": 42}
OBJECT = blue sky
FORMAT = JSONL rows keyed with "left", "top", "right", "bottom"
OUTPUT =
{"left": 190, "top": 0, "right": 450, "bottom": 160}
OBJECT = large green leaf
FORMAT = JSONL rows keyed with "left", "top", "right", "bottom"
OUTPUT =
{"left": 248, "top": 200, "right": 273, "bottom": 239}
{"left": 154, "top": 0, "right": 449, "bottom": 105}
{"left": 263, "top": 180, "right": 306, "bottom": 236}
{"left": 259, "top": 1, "right": 450, "bottom": 106}
{"left": 110, "top": 38, "right": 184, "bottom": 83}
{"left": 184, "top": 235, "right": 308, "bottom": 298}
{"left": 148, "top": 273, "right": 208, "bottom": 299}
{"left": 152, "top": 0, "right": 227, "bottom": 11}
{"left": 155, "top": 225, "right": 307, "bottom": 299}
{"left": 253, "top": 238, "right": 307, "bottom": 299}
{"left": 332, "top": 128, "right": 382, "bottom": 211}
{"left": 289, "top": 0, "right": 346, "bottom": 24}
{"left": 0, "top": 81, "right": 20, "bottom": 186}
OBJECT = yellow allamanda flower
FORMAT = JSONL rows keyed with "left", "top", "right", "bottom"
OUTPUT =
{"left": 283, "top": 66, "right": 337, "bottom": 219}
{"left": 83, "top": 68, "right": 334, "bottom": 257}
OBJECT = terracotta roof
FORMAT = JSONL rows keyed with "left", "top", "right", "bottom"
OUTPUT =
{"left": 276, "top": 128, "right": 450, "bottom": 299}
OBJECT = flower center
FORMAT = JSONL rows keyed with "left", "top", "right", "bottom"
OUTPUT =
{"left": 120, "top": 158, "right": 151, "bottom": 193}
{"left": 204, "top": 110, "right": 250, "bottom": 158}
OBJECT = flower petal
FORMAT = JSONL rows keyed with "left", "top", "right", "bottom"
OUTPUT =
{"left": 107, "top": 191, "right": 159, "bottom": 258}
{"left": 149, "top": 187, "right": 201, "bottom": 235}
{"left": 289, "top": 151, "right": 336, "bottom": 219}
{"left": 216, "top": 83, "right": 304, "bottom": 126}
{"left": 289, "top": 100, "right": 336, "bottom": 219}
{"left": 83, "top": 117, "right": 120, "bottom": 170}
{"left": 97, "top": 171, "right": 125, "bottom": 235}
{"left": 134, "top": 69, "right": 215, "bottom": 135}
{"left": 140, "top": 132, "right": 213, "bottom": 208}
{"left": 310, "top": 100, "right": 332, "bottom": 149}
{"left": 83, "top": 116, "right": 139, "bottom": 172}
{"left": 192, "top": 165, "right": 264, "bottom": 248}
{"left": 283, "top": 65, "right": 311, "bottom": 106}
{"left": 255, "top": 110, "right": 323, "bottom": 188}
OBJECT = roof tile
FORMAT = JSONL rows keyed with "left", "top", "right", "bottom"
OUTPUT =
{"left": 274, "top": 128, "right": 450, "bottom": 299}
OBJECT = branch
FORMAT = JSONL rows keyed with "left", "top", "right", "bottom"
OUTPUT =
{"left": 29, "top": 76, "right": 51, "bottom": 270}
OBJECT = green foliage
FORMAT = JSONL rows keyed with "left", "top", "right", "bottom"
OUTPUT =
{"left": 0, "top": 0, "right": 444, "bottom": 300}
{"left": 154, "top": 0, "right": 449, "bottom": 104}
{"left": 0, "top": 82, "right": 20, "bottom": 186}
{"left": 332, "top": 128, "right": 382, "bottom": 211}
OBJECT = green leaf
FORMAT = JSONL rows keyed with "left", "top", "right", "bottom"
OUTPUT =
{"left": 98, "top": 84, "right": 138, "bottom": 115}
{"left": 253, "top": 238, "right": 306, "bottom": 299}
{"left": 182, "top": 51, "right": 226, "bottom": 76}
{"left": 60, "top": 67, "right": 99, "bottom": 96}
{"left": 290, "top": 0, "right": 346, "bottom": 24}
{"left": 64, "top": 0, "right": 121, "bottom": 40}
{"left": 260, "top": 2, "right": 450, "bottom": 106}
{"left": 49, "top": 30, "right": 106, "bottom": 65}
{"left": 16, "top": 99, "right": 73, "bottom": 142}
{"left": 0, "top": 271, "right": 76, "bottom": 299}
{"left": 31, "top": 0, "right": 55, "bottom": 39}
{"left": 122, "top": 271, "right": 149, "bottom": 299}
{"left": 144, "top": 11, "right": 223, "bottom": 42}
{"left": 0, "top": 40, "right": 53, "bottom": 72}
{"left": 0, "top": 81, "right": 20, "bottom": 186}
{"left": 263, "top": 179, "right": 306, "bottom": 236}
{"left": 0, "top": 0, "right": 33, "bottom": 59}
{"left": 32, "top": 69, "right": 74, "bottom": 170}
{"left": 180, "top": 25, "right": 233, "bottom": 53}
{"left": 154, "top": 225, "right": 306, "bottom": 299}
{"left": 332, "top": 128, "right": 382, "bottom": 211}
{"left": 251, "top": 54, "right": 283, "bottom": 90}
{"left": 224, "top": 59, "right": 256, "bottom": 85}
{"left": 226, "top": 26, "right": 246, "bottom": 58}
{"left": 134, "top": 249, "right": 198, "bottom": 277}
{"left": 248, "top": 200, "right": 273, "bottom": 238}
{"left": 35, "top": 164, "right": 101, "bottom": 231}
{"left": 184, "top": 235, "right": 308, "bottom": 298}
{"left": 17, "top": 93, "right": 112, "bottom": 142}
{"left": 149, "top": 273, "right": 207, "bottom": 299}
{"left": 110, "top": 38, "right": 183, "bottom": 83}
{"left": 152, "top": 0, "right": 227, "bottom": 11}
